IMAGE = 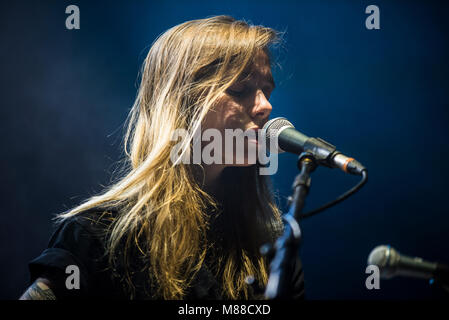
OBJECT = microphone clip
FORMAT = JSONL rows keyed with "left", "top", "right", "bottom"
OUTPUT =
{"left": 302, "top": 137, "right": 337, "bottom": 168}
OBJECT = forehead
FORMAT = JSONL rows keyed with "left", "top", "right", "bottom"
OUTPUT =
{"left": 251, "top": 50, "right": 271, "bottom": 72}
{"left": 240, "top": 50, "right": 274, "bottom": 86}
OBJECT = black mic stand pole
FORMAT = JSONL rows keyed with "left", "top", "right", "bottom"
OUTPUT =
{"left": 264, "top": 152, "right": 317, "bottom": 299}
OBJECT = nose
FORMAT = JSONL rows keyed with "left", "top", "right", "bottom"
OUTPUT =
{"left": 251, "top": 89, "right": 272, "bottom": 123}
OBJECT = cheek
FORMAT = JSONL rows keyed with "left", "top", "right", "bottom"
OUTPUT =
{"left": 218, "top": 100, "right": 248, "bottom": 131}
{"left": 203, "top": 97, "right": 245, "bottom": 131}
{"left": 202, "top": 104, "right": 224, "bottom": 131}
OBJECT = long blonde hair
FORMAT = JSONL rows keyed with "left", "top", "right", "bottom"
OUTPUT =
{"left": 59, "top": 15, "right": 283, "bottom": 299}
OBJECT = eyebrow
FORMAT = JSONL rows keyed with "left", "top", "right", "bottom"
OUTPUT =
{"left": 266, "top": 73, "right": 276, "bottom": 89}
{"left": 238, "top": 71, "right": 276, "bottom": 89}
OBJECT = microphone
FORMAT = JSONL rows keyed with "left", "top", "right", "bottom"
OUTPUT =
{"left": 262, "top": 117, "right": 366, "bottom": 175}
{"left": 368, "top": 245, "right": 449, "bottom": 284}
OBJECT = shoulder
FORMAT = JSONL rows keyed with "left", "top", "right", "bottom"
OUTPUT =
{"left": 44, "top": 206, "right": 121, "bottom": 263}
{"left": 55, "top": 206, "right": 118, "bottom": 238}
{"left": 27, "top": 206, "right": 124, "bottom": 299}
{"left": 28, "top": 206, "right": 120, "bottom": 297}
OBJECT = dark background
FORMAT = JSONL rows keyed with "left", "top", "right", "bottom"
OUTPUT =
{"left": 1, "top": 0, "right": 448, "bottom": 299}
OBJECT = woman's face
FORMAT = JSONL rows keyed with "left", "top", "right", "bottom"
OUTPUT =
{"left": 202, "top": 50, "right": 274, "bottom": 167}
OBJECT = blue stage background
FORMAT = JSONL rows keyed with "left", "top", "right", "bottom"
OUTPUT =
{"left": 1, "top": 0, "right": 448, "bottom": 299}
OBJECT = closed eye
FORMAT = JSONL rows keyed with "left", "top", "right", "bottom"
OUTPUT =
{"left": 227, "top": 89, "right": 243, "bottom": 97}
{"left": 226, "top": 85, "right": 249, "bottom": 98}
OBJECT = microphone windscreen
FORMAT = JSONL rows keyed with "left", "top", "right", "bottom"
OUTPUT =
{"left": 368, "top": 245, "right": 400, "bottom": 278}
{"left": 368, "top": 245, "right": 390, "bottom": 267}
{"left": 262, "top": 117, "right": 294, "bottom": 153}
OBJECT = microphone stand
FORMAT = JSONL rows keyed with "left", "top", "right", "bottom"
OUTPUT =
{"left": 264, "top": 152, "right": 317, "bottom": 299}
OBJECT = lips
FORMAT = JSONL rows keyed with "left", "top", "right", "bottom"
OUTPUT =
{"left": 245, "top": 126, "right": 260, "bottom": 143}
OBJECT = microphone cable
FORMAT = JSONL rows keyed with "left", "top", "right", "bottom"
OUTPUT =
{"left": 299, "top": 169, "right": 368, "bottom": 219}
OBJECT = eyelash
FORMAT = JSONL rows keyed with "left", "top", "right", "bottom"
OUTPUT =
{"left": 227, "top": 88, "right": 247, "bottom": 97}
{"left": 226, "top": 86, "right": 272, "bottom": 99}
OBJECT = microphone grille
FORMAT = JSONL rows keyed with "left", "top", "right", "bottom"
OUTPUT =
{"left": 367, "top": 245, "right": 399, "bottom": 278}
{"left": 368, "top": 245, "right": 390, "bottom": 267}
{"left": 263, "top": 117, "right": 295, "bottom": 132}
{"left": 262, "top": 117, "right": 295, "bottom": 152}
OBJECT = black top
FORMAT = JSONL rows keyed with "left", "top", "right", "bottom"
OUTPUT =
{"left": 28, "top": 208, "right": 305, "bottom": 300}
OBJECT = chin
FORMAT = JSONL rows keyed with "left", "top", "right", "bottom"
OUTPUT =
{"left": 223, "top": 157, "right": 257, "bottom": 167}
